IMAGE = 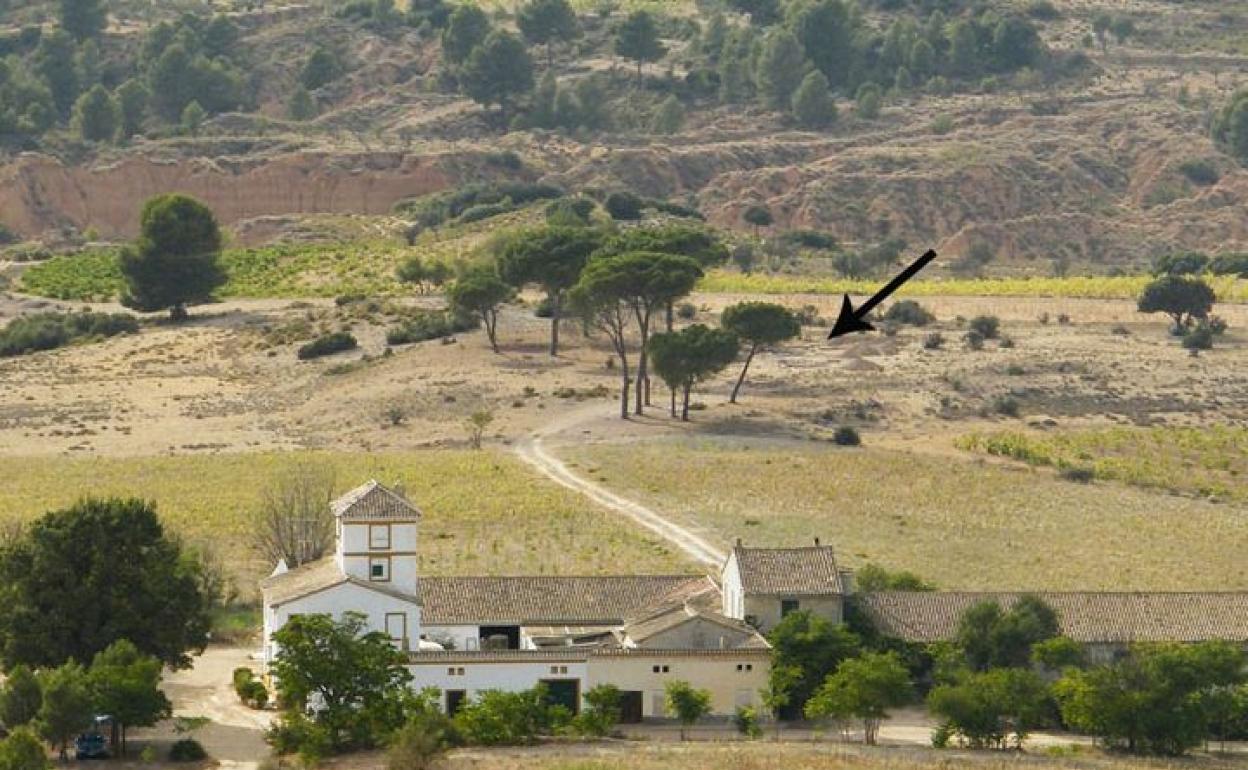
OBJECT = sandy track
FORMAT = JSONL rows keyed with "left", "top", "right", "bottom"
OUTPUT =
{"left": 514, "top": 404, "right": 727, "bottom": 569}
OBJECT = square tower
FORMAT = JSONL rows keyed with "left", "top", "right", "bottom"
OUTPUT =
{"left": 332, "top": 480, "right": 421, "bottom": 597}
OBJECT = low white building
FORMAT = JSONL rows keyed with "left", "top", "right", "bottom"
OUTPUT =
{"left": 261, "top": 480, "right": 846, "bottom": 719}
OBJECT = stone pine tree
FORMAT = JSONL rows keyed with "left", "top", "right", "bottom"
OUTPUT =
{"left": 442, "top": 5, "right": 491, "bottom": 67}
{"left": 792, "top": 70, "right": 836, "bottom": 128}
{"left": 1137, "top": 276, "right": 1216, "bottom": 332}
{"left": 649, "top": 324, "right": 739, "bottom": 420}
{"left": 446, "top": 266, "right": 513, "bottom": 352}
{"left": 721, "top": 302, "right": 801, "bottom": 403}
{"left": 496, "top": 226, "right": 603, "bottom": 356}
{"left": 116, "top": 79, "right": 148, "bottom": 139}
{"left": 756, "top": 28, "right": 807, "bottom": 111}
{"left": 59, "top": 0, "right": 107, "bottom": 40}
{"left": 34, "top": 30, "right": 80, "bottom": 118}
{"left": 287, "top": 85, "right": 318, "bottom": 121}
{"left": 1213, "top": 90, "right": 1248, "bottom": 163}
{"left": 651, "top": 95, "right": 685, "bottom": 134}
{"left": 856, "top": 82, "right": 882, "bottom": 119}
{"left": 517, "top": 0, "right": 579, "bottom": 68}
{"left": 73, "top": 84, "right": 118, "bottom": 142}
{"left": 743, "top": 204, "right": 773, "bottom": 237}
{"left": 119, "top": 194, "right": 225, "bottom": 320}
{"left": 614, "top": 10, "right": 665, "bottom": 78}
{"left": 460, "top": 31, "right": 535, "bottom": 121}
{"left": 788, "top": 0, "right": 855, "bottom": 90}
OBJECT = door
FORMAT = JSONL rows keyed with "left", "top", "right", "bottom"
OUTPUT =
{"left": 540, "top": 679, "right": 580, "bottom": 715}
{"left": 445, "top": 690, "right": 467, "bottom": 716}
{"left": 619, "top": 691, "right": 643, "bottom": 724}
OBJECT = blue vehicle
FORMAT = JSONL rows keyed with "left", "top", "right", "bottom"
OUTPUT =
{"left": 74, "top": 716, "right": 112, "bottom": 760}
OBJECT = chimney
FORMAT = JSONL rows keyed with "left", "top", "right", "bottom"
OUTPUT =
{"left": 735, "top": 537, "right": 742, "bottom": 548}
{"left": 394, "top": 480, "right": 407, "bottom": 499}
{"left": 814, "top": 537, "right": 821, "bottom": 547}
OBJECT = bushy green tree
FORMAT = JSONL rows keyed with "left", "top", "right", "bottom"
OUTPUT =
{"left": 287, "top": 86, "right": 318, "bottom": 121}
{"left": 0, "top": 666, "right": 41, "bottom": 731}
{"left": 119, "top": 194, "right": 225, "bottom": 320}
{"left": 856, "top": 82, "right": 881, "bottom": 119}
{"left": 75, "top": 39, "right": 101, "bottom": 89}
{"left": 1213, "top": 90, "right": 1248, "bottom": 164}
{"left": 718, "top": 28, "right": 755, "bottom": 104}
{"left": 496, "top": 225, "right": 602, "bottom": 355}
{"left": 650, "top": 95, "right": 685, "bottom": 135}
{"left": 721, "top": 301, "right": 800, "bottom": 403}
{"left": 768, "top": 610, "right": 861, "bottom": 718}
{"left": 853, "top": 563, "right": 935, "bottom": 592}
{"left": 73, "top": 83, "right": 117, "bottom": 142}
{"left": 270, "top": 612, "right": 413, "bottom": 753}
{"left": 115, "top": 79, "right": 148, "bottom": 139}
{"left": 955, "top": 596, "right": 1058, "bottom": 672}
{"left": 181, "top": 100, "right": 206, "bottom": 136}
{"left": 664, "top": 681, "right": 711, "bottom": 740}
{"left": 576, "top": 685, "right": 622, "bottom": 737}
{"left": 517, "top": 0, "right": 579, "bottom": 68}
{"left": 743, "top": 204, "right": 773, "bottom": 236}
{"left": 59, "top": 0, "right": 106, "bottom": 40}
{"left": 1137, "top": 275, "right": 1215, "bottom": 331}
{"left": 301, "top": 48, "right": 344, "bottom": 90}
{"left": 0, "top": 498, "right": 210, "bottom": 670}
{"left": 452, "top": 686, "right": 565, "bottom": 745}
{"left": 614, "top": 11, "right": 665, "bottom": 78}
{"left": 756, "top": 28, "right": 807, "bottom": 111}
{"left": 0, "top": 728, "right": 49, "bottom": 770}
{"left": 446, "top": 266, "right": 513, "bottom": 352}
{"left": 787, "top": 0, "right": 854, "bottom": 89}
{"left": 806, "top": 651, "right": 912, "bottom": 745}
{"left": 460, "top": 31, "right": 535, "bottom": 119}
{"left": 992, "top": 16, "right": 1042, "bottom": 71}
{"left": 36, "top": 662, "right": 93, "bottom": 761}
{"left": 34, "top": 30, "right": 80, "bottom": 118}
{"left": 929, "top": 667, "right": 1049, "bottom": 749}
{"left": 649, "top": 324, "right": 738, "bottom": 420}
{"left": 948, "top": 20, "right": 979, "bottom": 77}
{"left": 442, "top": 5, "right": 490, "bottom": 66}
{"left": 88, "top": 640, "right": 172, "bottom": 757}
{"left": 791, "top": 70, "right": 836, "bottom": 128}
{"left": 1054, "top": 642, "right": 1245, "bottom": 755}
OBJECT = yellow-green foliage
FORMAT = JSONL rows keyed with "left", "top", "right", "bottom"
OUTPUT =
{"left": 698, "top": 270, "right": 1248, "bottom": 302}
{"left": 957, "top": 427, "right": 1248, "bottom": 503}
{"left": 576, "top": 442, "right": 1248, "bottom": 591}
{"left": 0, "top": 450, "right": 689, "bottom": 589}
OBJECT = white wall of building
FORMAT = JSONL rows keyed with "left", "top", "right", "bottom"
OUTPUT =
{"left": 721, "top": 553, "right": 744, "bottom": 620}
{"left": 339, "top": 522, "right": 419, "bottom": 596}
{"left": 264, "top": 582, "right": 422, "bottom": 664}
{"left": 586, "top": 653, "right": 770, "bottom": 717}
{"left": 410, "top": 658, "right": 589, "bottom": 711}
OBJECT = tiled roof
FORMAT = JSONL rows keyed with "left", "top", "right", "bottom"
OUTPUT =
{"left": 407, "top": 647, "right": 772, "bottom": 664}
{"left": 420, "top": 575, "right": 716, "bottom": 625}
{"left": 857, "top": 592, "right": 1248, "bottom": 644}
{"left": 261, "top": 557, "right": 420, "bottom": 606}
{"left": 732, "top": 545, "right": 843, "bottom": 595}
{"left": 332, "top": 480, "right": 422, "bottom": 521}
{"left": 623, "top": 604, "right": 770, "bottom": 649}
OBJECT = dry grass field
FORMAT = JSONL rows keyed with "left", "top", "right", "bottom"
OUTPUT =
{"left": 0, "top": 450, "right": 691, "bottom": 594}
{"left": 328, "top": 741, "right": 1236, "bottom": 770}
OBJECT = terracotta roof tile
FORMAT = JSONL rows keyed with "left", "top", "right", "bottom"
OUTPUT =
{"left": 733, "top": 545, "right": 843, "bottom": 595}
{"left": 420, "top": 575, "right": 715, "bottom": 625}
{"left": 332, "top": 480, "right": 422, "bottom": 521}
{"left": 857, "top": 592, "right": 1248, "bottom": 644}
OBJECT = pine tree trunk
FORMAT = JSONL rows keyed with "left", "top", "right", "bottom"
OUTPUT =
{"left": 731, "top": 345, "right": 758, "bottom": 403}
{"left": 681, "top": 383, "right": 692, "bottom": 421}
{"left": 549, "top": 294, "right": 561, "bottom": 356}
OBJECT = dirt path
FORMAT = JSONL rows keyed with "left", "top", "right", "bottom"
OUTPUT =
{"left": 514, "top": 402, "right": 727, "bottom": 568}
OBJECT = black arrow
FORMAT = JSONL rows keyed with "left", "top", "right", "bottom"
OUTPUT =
{"left": 828, "top": 249, "right": 938, "bottom": 339}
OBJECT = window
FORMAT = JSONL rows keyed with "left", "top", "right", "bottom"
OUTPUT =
{"left": 369, "top": 557, "right": 390, "bottom": 582}
{"left": 369, "top": 524, "right": 391, "bottom": 550}
{"left": 650, "top": 664, "right": 670, "bottom": 674}
{"left": 736, "top": 663, "right": 753, "bottom": 672}
{"left": 780, "top": 599, "right": 800, "bottom": 617}
{"left": 549, "top": 665, "right": 569, "bottom": 675}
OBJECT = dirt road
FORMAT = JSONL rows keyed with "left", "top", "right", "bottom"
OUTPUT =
{"left": 514, "top": 403, "right": 727, "bottom": 568}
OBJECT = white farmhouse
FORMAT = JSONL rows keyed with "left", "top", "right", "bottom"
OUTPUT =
{"left": 261, "top": 480, "right": 848, "bottom": 720}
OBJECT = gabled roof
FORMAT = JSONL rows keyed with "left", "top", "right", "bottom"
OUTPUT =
{"left": 261, "top": 557, "right": 420, "bottom": 607}
{"left": 332, "top": 480, "right": 422, "bottom": 522}
{"left": 419, "top": 575, "right": 716, "bottom": 626}
{"left": 731, "top": 544, "right": 843, "bottom": 596}
{"left": 857, "top": 592, "right": 1248, "bottom": 644}
{"left": 622, "top": 603, "right": 770, "bottom": 649}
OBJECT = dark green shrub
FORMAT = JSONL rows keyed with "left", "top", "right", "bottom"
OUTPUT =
{"left": 0, "top": 223, "right": 17, "bottom": 244}
{"left": 1178, "top": 158, "right": 1219, "bottom": 186}
{"left": 297, "top": 332, "right": 358, "bottom": 360}
{"left": 0, "top": 311, "right": 139, "bottom": 357}
{"left": 993, "top": 395, "right": 1020, "bottom": 417}
{"left": 544, "top": 197, "right": 595, "bottom": 225}
{"left": 169, "top": 738, "right": 208, "bottom": 761}
{"left": 676, "top": 302, "right": 696, "bottom": 319}
{"left": 1059, "top": 466, "right": 1094, "bottom": 483}
{"left": 884, "top": 300, "right": 935, "bottom": 326}
{"left": 780, "top": 229, "right": 838, "bottom": 251}
{"left": 457, "top": 202, "right": 515, "bottom": 224}
{"left": 386, "top": 311, "right": 476, "bottom": 345}
{"left": 1208, "top": 315, "right": 1228, "bottom": 335}
{"left": 923, "top": 332, "right": 944, "bottom": 350}
{"left": 1182, "top": 324, "right": 1214, "bottom": 350}
{"left": 647, "top": 199, "right": 704, "bottom": 220}
{"left": 1209, "top": 253, "right": 1248, "bottom": 276}
{"left": 1152, "top": 251, "right": 1209, "bottom": 276}
{"left": 605, "top": 191, "right": 644, "bottom": 221}
{"left": 833, "top": 426, "right": 861, "bottom": 446}
{"left": 964, "top": 330, "right": 985, "bottom": 350}
{"left": 968, "top": 315, "right": 1000, "bottom": 339}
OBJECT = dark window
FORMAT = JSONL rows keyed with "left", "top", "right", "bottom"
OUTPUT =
{"left": 781, "top": 599, "right": 800, "bottom": 617}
